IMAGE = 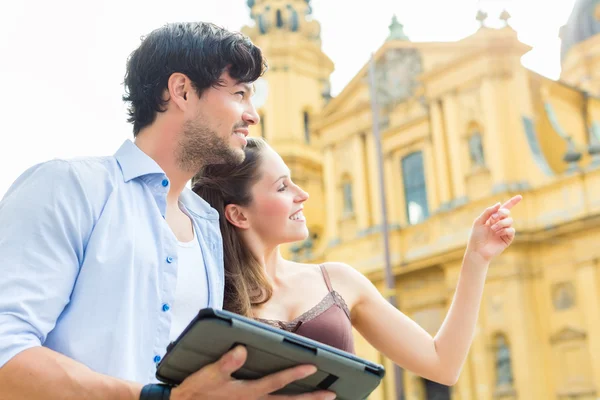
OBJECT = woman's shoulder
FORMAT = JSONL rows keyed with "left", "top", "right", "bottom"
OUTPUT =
{"left": 320, "top": 261, "right": 365, "bottom": 282}
{"left": 327, "top": 261, "right": 383, "bottom": 292}
{"left": 287, "top": 261, "right": 355, "bottom": 281}
{"left": 320, "top": 262, "right": 386, "bottom": 314}
{"left": 320, "top": 262, "right": 376, "bottom": 302}
{"left": 287, "top": 261, "right": 372, "bottom": 291}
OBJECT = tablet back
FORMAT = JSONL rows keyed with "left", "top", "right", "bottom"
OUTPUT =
{"left": 156, "top": 308, "right": 385, "bottom": 400}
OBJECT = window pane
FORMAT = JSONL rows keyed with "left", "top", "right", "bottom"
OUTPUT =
{"left": 303, "top": 111, "right": 310, "bottom": 144}
{"left": 402, "top": 152, "right": 429, "bottom": 224}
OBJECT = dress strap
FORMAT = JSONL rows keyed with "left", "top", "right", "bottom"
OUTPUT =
{"left": 319, "top": 264, "right": 334, "bottom": 293}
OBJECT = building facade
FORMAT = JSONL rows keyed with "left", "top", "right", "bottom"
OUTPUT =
{"left": 241, "top": 1, "right": 600, "bottom": 399}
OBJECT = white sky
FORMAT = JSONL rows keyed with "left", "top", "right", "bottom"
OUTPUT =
{"left": 0, "top": 0, "right": 577, "bottom": 196}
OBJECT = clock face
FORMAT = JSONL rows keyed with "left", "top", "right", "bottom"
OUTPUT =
{"left": 252, "top": 77, "right": 269, "bottom": 109}
{"left": 377, "top": 48, "right": 422, "bottom": 103}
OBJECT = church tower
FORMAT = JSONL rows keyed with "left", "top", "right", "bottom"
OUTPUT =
{"left": 242, "top": 0, "right": 335, "bottom": 257}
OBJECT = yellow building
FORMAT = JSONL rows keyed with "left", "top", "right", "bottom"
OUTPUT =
{"left": 242, "top": 1, "right": 600, "bottom": 399}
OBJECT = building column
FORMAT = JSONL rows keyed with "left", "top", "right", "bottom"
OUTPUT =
{"left": 468, "top": 323, "right": 493, "bottom": 400}
{"left": 503, "top": 278, "right": 547, "bottom": 400}
{"left": 402, "top": 372, "right": 421, "bottom": 400}
{"left": 480, "top": 78, "right": 508, "bottom": 191}
{"left": 423, "top": 139, "right": 438, "bottom": 214}
{"left": 366, "top": 133, "right": 382, "bottom": 227}
{"left": 352, "top": 133, "right": 370, "bottom": 231}
{"left": 441, "top": 94, "right": 467, "bottom": 203}
{"left": 385, "top": 153, "right": 403, "bottom": 226}
{"left": 430, "top": 100, "right": 452, "bottom": 209}
{"left": 453, "top": 354, "right": 475, "bottom": 400}
{"left": 575, "top": 260, "right": 600, "bottom": 390}
{"left": 324, "top": 145, "right": 339, "bottom": 244}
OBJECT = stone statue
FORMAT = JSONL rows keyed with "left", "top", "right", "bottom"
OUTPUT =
{"left": 387, "top": 15, "right": 409, "bottom": 41}
{"left": 553, "top": 282, "right": 575, "bottom": 310}
{"left": 468, "top": 133, "right": 485, "bottom": 167}
{"left": 343, "top": 182, "right": 354, "bottom": 213}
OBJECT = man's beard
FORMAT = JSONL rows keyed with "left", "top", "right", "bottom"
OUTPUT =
{"left": 177, "top": 119, "right": 245, "bottom": 174}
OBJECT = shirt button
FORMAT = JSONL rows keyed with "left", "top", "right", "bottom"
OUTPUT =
{"left": 161, "top": 179, "right": 169, "bottom": 187}
{"left": 166, "top": 256, "right": 174, "bottom": 263}
{"left": 154, "top": 355, "right": 161, "bottom": 363}
{"left": 162, "top": 303, "right": 170, "bottom": 312}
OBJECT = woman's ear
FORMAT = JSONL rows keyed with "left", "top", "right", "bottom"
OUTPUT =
{"left": 224, "top": 204, "right": 250, "bottom": 229}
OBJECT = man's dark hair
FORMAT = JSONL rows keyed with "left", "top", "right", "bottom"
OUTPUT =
{"left": 123, "top": 22, "right": 266, "bottom": 136}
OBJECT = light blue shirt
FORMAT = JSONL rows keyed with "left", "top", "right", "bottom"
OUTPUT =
{"left": 0, "top": 140, "right": 224, "bottom": 384}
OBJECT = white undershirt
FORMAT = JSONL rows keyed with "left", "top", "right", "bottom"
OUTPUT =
{"left": 169, "top": 225, "right": 209, "bottom": 342}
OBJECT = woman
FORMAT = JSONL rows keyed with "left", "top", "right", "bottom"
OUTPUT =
{"left": 193, "top": 137, "right": 522, "bottom": 386}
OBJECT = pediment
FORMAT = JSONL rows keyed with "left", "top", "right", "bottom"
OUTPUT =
{"left": 550, "top": 326, "right": 587, "bottom": 344}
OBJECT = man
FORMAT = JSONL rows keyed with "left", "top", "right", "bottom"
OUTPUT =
{"left": 0, "top": 22, "right": 335, "bottom": 400}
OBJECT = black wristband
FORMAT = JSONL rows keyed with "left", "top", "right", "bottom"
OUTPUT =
{"left": 140, "top": 383, "right": 172, "bottom": 400}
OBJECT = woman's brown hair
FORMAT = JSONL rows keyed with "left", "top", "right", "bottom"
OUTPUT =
{"left": 192, "top": 137, "right": 272, "bottom": 317}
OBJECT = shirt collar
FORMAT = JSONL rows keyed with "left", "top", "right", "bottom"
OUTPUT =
{"left": 180, "top": 188, "right": 219, "bottom": 220}
{"left": 114, "top": 140, "right": 164, "bottom": 182}
{"left": 114, "top": 140, "right": 219, "bottom": 220}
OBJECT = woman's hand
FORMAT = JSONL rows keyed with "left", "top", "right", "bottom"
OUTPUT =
{"left": 466, "top": 195, "right": 523, "bottom": 263}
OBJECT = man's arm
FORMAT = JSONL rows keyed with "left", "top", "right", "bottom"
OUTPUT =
{"left": 0, "top": 160, "right": 138, "bottom": 399}
{"left": 0, "top": 347, "right": 142, "bottom": 400}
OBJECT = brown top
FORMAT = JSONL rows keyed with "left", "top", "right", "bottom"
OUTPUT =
{"left": 256, "top": 265, "right": 355, "bottom": 354}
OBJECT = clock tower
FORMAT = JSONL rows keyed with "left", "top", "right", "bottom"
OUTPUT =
{"left": 242, "top": 0, "right": 334, "bottom": 257}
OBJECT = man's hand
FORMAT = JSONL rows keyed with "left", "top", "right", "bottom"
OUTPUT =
{"left": 170, "top": 346, "right": 336, "bottom": 400}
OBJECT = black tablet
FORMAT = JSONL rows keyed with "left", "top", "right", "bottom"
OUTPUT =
{"left": 156, "top": 308, "right": 385, "bottom": 400}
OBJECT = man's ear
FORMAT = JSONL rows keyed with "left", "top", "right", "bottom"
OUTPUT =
{"left": 224, "top": 204, "right": 250, "bottom": 229}
{"left": 166, "top": 72, "right": 190, "bottom": 111}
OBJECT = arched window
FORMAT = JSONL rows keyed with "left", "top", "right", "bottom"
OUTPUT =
{"left": 286, "top": 4, "right": 299, "bottom": 31}
{"left": 401, "top": 151, "right": 429, "bottom": 225}
{"left": 494, "top": 334, "right": 514, "bottom": 387}
{"left": 303, "top": 111, "right": 310, "bottom": 144}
